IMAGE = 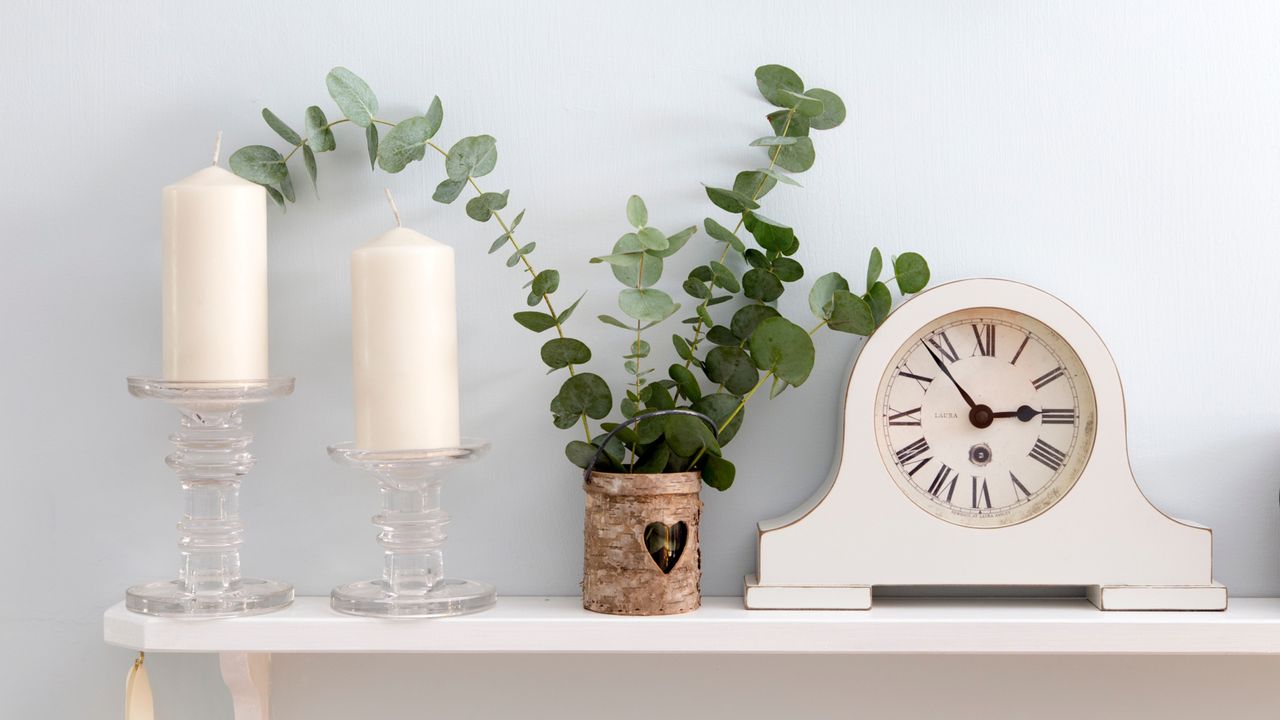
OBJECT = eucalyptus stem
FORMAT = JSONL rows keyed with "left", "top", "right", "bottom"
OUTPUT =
{"left": 683, "top": 107, "right": 798, "bottom": 369}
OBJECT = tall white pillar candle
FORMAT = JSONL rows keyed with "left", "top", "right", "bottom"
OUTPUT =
{"left": 162, "top": 160, "right": 269, "bottom": 381}
{"left": 352, "top": 225, "right": 461, "bottom": 450}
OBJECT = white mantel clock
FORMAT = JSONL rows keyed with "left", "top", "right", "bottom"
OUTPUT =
{"left": 745, "top": 279, "right": 1226, "bottom": 611}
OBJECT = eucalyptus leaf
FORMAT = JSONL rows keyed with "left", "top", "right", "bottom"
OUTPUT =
{"left": 626, "top": 195, "right": 648, "bottom": 229}
{"left": 506, "top": 242, "right": 535, "bottom": 267}
{"left": 781, "top": 89, "right": 824, "bottom": 118}
{"left": 733, "top": 170, "right": 776, "bottom": 201}
{"left": 303, "top": 144, "right": 318, "bottom": 196}
{"left": 664, "top": 414, "right": 719, "bottom": 458}
{"left": 489, "top": 233, "right": 513, "bottom": 254}
{"left": 278, "top": 171, "right": 295, "bottom": 203}
{"left": 704, "top": 218, "right": 746, "bottom": 254}
{"left": 755, "top": 64, "right": 805, "bottom": 107}
{"left": 633, "top": 443, "right": 670, "bottom": 473}
{"left": 558, "top": 293, "right": 585, "bottom": 324}
{"left": 705, "top": 186, "right": 760, "bottom": 214}
{"left": 465, "top": 190, "right": 509, "bottom": 222}
{"left": 653, "top": 225, "right": 695, "bottom": 258}
{"left": 772, "top": 136, "right": 815, "bottom": 173}
{"left": 808, "top": 271, "right": 849, "bottom": 319}
{"left": 672, "top": 334, "right": 692, "bottom": 361}
{"left": 730, "top": 304, "right": 780, "bottom": 340}
{"left": 826, "top": 290, "right": 876, "bottom": 335}
{"left": 768, "top": 109, "right": 810, "bottom": 138}
{"left": 701, "top": 455, "right": 735, "bottom": 491}
{"left": 771, "top": 257, "right": 804, "bottom": 282}
{"left": 707, "top": 325, "right": 739, "bottom": 346}
{"left": 598, "top": 314, "right": 633, "bottom": 330}
{"left": 691, "top": 393, "right": 744, "bottom": 445}
{"left": 682, "top": 278, "right": 710, "bottom": 299}
{"left": 377, "top": 116, "right": 434, "bottom": 173}
{"left": 708, "top": 261, "right": 740, "bottom": 293}
{"left": 325, "top": 67, "right": 379, "bottom": 128}
{"left": 748, "top": 136, "right": 799, "bottom": 147}
{"left": 743, "top": 213, "right": 794, "bottom": 253}
{"left": 607, "top": 238, "right": 662, "bottom": 288}
{"left": 757, "top": 166, "right": 802, "bottom": 187}
{"left": 806, "top": 88, "right": 847, "bottom": 130}
{"left": 423, "top": 96, "right": 443, "bottom": 138}
{"left": 706, "top": 346, "right": 760, "bottom": 395}
{"left": 540, "top": 337, "right": 591, "bottom": 369}
{"left": 747, "top": 317, "right": 815, "bottom": 386}
{"left": 866, "top": 247, "right": 883, "bottom": 291}
{"left": 637, "top": 227, "right": 668, "bottom": 252}
{"left": 551, "top": 373, "right": 613, "bottom": 422}
{"left": 668, "top": 364, "right": 702, "bottom": 402}
{"left": 893, "top": 252, "right": 930, "bottom": 294}
{"left": 868, "top": 281, "right": 892, "bottom": 325}
{"left": 743, "top": 268, "right": 784, "bottom": 302}
{"left": 446, "top": 135, "right": 498, "bottom": 180}
{"left": 261, "top": 108, "right": 301, "bottom": 145}
{"left": 229, "top": 145, "right": 287, "bottom": 185}
{"left": 565, "top": 440, "right": 599, "bottom": 469}
{"left": 304, "top": 106, "right": 336, "bottom": 152}
{"left": 433, "top": 177, "right": 466, "bottom": 204}
{"left": 513, "top": 310, "right": 557, "bottom": 332}
{"left": 744, "top": 249, "right": 769, "bottom": 269}
{"left": 530, "top": 269, "right": 560, "bottom": 298}
{"left": 627, "top": 339, "right": 651, "bottom": 358}
{"left": 264, "top": 184, "right": 285, "bottom": 209}
{"left": 361, "top": 124, "right": 377, "bottom": 171}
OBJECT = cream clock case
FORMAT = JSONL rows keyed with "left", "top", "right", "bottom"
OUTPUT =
{"left": 745, "top": 279, "right": 1226, "bottom": 611}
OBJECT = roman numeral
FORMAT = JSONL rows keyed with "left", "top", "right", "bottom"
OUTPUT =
{"left": 887, "top": 407, "right": 922, "bottom": 426}
{"left": 972, "top": 324, "right": 996, "bottom": 357}
{"left": 1041, "top": 408, "right": 1076, "bottom": 425}
{"left": 927, "top": 331, "right": 959, "bottom": 363}
{"left": 905, "top": 455, "right": 932, "bottom": 477}
{"left": 972, "top": 476, "right": 992, "bottom": 509}
{"left": 1029, "top": 438, "right": 1067, "bottom": 471}
{"left": 928, "top": 464, "right": 957, "bottom": 502}
{"left": 896, "top": 437, "right": 931, "bottom": 465}
{"left": 1010, "top": 472, "right": 1032, "bottom": 500}
{"left": 1011, "top": 334, "right": 1030, "bottom": 365}
{"left": 898, "top": 366, "right": 934, "bottom": 391}
{"left": 1031, "top": 366, "right": 1065, "bottom": 390}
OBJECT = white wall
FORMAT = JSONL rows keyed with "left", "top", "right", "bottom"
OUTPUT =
{"left": 4, "top": 1, "right": 1280, "bottom": 717}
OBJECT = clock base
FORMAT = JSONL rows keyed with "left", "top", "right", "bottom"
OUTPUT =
{"left": 743, "top": 576, "right": 1228, "bottom": 611}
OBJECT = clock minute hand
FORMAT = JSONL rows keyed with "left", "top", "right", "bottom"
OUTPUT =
{"left": 990, "top": 405, "right": 1041, "bottom": 422}
{"left": 924, "top": 343, "right": 976, "bottom": 409}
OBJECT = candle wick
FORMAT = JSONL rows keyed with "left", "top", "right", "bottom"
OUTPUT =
{"left": 384, "top": 188, "right": 402, "bottom": 227}
{"left": 212, "top": 131, "right": 223, "bottom": 166}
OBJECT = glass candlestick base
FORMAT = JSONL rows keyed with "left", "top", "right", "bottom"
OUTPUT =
{"left": 125, "top": 377, "right": 295, "bottom": 618}
{"left": 327, "top": 439, "right": 495, "bottom": 618}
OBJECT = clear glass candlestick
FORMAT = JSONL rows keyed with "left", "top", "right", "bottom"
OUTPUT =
{"left": 327, "top": 439, "right": 494, "bottom": 618}
{"left": 125, "top": 377, "right": 294, "bottom": 618}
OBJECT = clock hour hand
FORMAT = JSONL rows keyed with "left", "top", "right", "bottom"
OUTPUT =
{"left": 924, "top": 343, "right": 976, "bottom": 409}
{"left": 990, "top": 405, "right": 1041, "bottom": 422}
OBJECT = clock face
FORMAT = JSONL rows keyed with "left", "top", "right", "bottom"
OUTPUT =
{"left": 875, "top": 307, "right": 1097, "bottom": 528}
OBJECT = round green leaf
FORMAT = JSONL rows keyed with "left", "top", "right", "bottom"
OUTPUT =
{"left": 808, "top": 272, "right": 849, "bottom": 319}
{"left": 663, "top": 414, "right": 719, "bottom": 458}
{"left": 637, "top": 227, "right": 668, "bottom": 252}
{"left": 707, "top": 325, "right": 739, "bottom": 346}
{"left": 768, "top": 109, "right": 811, "bottom": 138}
{"left": 378, "top": 116, "right": 434, "bottom": 173}
{"left": 893, "top": 252, "right": 931, "bottom": 294}
{"left": 771, "top": 257, "right": 804, "bottom": 282}
{"left": 743, "top": 268, "right": 784, "bottom": 302}
{"left": 755, "top": 64, "right": 805, "bottom": 107}
{"left": 633, "top": 442, "right": 670, "bottom": 473}
{"left": 772, "top": 136, "right": 815, "bottom": 173}
{"left": 744, "top": 213, "right": 794, "bottom": 252}
{"left": 619, "top": 288, "right": 677, "bottom": 323}
{"left": 261, "top": 108, "right": 301, "bottom": 145}
{"left": 531, "top": 269, "right": 560, "bottom": 297}
{"left": 748, "top": 317, "right": 815, "bottom": 386}
{"left": 626, "top": 195, "right": 648, "bottom": 229}
{"left": 868, "top": 281, "right": 892, "bottom": 325}
{"left": 325, "top": 67, "right": 379, "bottom": 128}
{"left": 540, "top": 338, "right": 591, "bottom": 369}
{"left": 465, "top": 190, "right": 509, "bottom": 222}
{"left": 552, "top": 373, "right": 613, "bottom": 422}
{"left": 733, "top": 170, "right": 776, "bottom": 201}
{"left": 704, "top": 218, "right": 746, "bottom": 253}
{"left": 866, "top": 247, "right": 883, "bottom": 291}
{"left": 701, "top": 455, "right": 736, "bottom": 491}
{"left": 668, "top": 364, "right": 702, "bottom": 402}
{"left": 446, "top": 135, "right": 498, "bottom": 180}
{"left": 423, "top": 96, "right": 443, "bottom": 138}
{"left": 709, "top": 261, "right": 740, "bottom": 293}
{"left": 433, "top": 178, "right": 466, "bottom": 204}
{"left": 606, "top": 239, "right": 662, "bottom": 288}
{"left": 705, "top": 186, "right": 760, "bottom": 214}
{"left": 706, "top": 346, "right": 760, "bottom": 395}
{"left": 730, "top": 304, "right": 780, "bottom": 340}
{"left": 228, "top": 145, "right": 287, "bottom": 185}
{"left": 304, "top": 106, "right": 336, "bottom": 152}
{"left": 565, "top": 440, "right": 598, "bottom": 469}
{"left": 513, "top": 310, "right": 557, "bottom": 333}
{"left": 653, "top": 226, "right": 695, "bottom": 258}
{"left": 692, "top": 392, "right": 745, "bottom": 446}
{"left": 827, "top": 290, "right": 876, "bottom": 335}
{"left": 782, "top": 89, "right": 825, "bottom": 118}
{"left": 807, "top": 88, "right": 847, "bottom": 130}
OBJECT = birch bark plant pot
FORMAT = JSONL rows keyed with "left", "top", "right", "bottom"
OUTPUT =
{"left": 583, "top": 470, "right": 702, "bottom": 615}
{"left": 580, "top": 409, "right": 713, "bottom": 616}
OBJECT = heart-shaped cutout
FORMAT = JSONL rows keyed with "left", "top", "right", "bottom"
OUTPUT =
{"left": 644, "top": 521, "right": 688, "bottom": 574}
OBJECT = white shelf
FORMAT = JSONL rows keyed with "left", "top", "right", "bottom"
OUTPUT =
{"left": 104, "top": 596, "right": 1280, "bottom": 655}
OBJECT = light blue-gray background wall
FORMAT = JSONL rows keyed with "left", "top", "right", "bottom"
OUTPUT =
{"left": 5, "top": 1, "right": 1280, "bottom": 717}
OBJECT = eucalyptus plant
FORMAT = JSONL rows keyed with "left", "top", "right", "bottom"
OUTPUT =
{"left": 228, "top": 64, "right": 931, "bottom": 492}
